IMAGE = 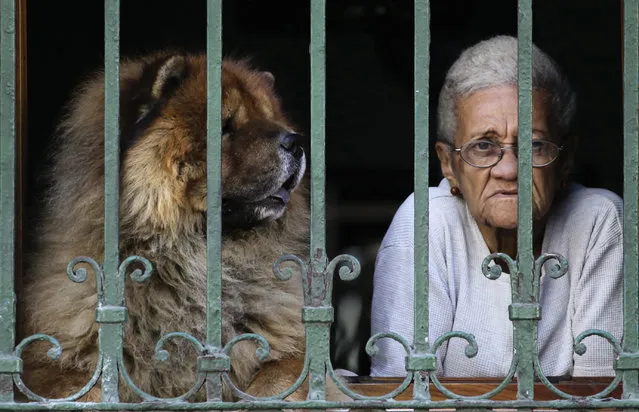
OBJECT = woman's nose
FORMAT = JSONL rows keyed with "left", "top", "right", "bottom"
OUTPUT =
{"left": 491, "top": 149, "right": 518, "bottom": 180}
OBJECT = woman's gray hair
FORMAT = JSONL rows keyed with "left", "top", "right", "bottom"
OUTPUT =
{"left": 437, "top": 35, "right": 576, "bottom": 145}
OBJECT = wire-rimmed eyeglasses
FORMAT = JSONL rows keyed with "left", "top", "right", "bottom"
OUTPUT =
{"left": 446, "top": 139, "right": 564, "bottom": 168}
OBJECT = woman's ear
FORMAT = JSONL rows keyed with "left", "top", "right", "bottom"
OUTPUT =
{"left": 435, "top": 141, "right": 458, "bottom": 187}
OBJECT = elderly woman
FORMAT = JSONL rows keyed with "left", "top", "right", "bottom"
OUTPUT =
{"left": 370, "top": 35, "right": 623, "bottom": 378}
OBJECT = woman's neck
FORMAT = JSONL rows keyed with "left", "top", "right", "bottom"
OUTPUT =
{"left": 478, "top": 222, "right": 546, "bottom": 261}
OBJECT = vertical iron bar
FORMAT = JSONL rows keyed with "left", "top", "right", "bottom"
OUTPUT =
{"left": 102, "top": 0, "right": 121, "bottom": 402}
{"left": 0, "top": 0, "right": 17, "bottom": 402}
{"left": 516, "top": 0, "right": 535, "bottom": 401}
{"left": 206, "top": 0, "right": 224, "bottom": 401}
{"left": 308, "top": 0, "right": 328, "bottom": 402}
{"left": 310, "top": 0, "right": 327, "bottom": 267}
{"left": 413, "top": 0, "right": 431, "bottom": 401}
{"left": 623, "top": 0, "right": 639, "bottom": 400}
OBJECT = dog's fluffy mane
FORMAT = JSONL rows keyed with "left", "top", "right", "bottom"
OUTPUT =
{"left": 22, "top": 52, "right": 310, "bottom": 401}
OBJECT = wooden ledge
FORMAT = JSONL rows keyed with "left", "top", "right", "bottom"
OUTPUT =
{"left": 344, "top": 376, "right": 621, "bottom": 400}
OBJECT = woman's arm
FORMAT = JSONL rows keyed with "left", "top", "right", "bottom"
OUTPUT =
{"left": 571, "top": 199, "right": 624, "bottom": 377}
{"left": 370, "top": 193, "right": 455, "bottom": 376}
{"left": 370, "top": 244, "right": 417, "bottom": 377}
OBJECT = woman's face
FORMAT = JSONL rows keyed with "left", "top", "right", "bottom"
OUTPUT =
{"left": 436, "top": 85, "right": 559, "bottom": 230}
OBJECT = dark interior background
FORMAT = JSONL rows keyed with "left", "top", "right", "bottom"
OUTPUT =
{"left": 25, "top": 0, "right": 623, "bottom": 375}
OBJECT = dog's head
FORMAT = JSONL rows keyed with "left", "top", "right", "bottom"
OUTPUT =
{"left": 111, "top": 53, "right": 306, "bottom": 233}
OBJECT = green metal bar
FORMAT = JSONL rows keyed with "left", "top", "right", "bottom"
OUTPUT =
{"left": 413, "top": 0, "right": 431, "bottom": 401}
{"left": 0, "top": 0, "right": 17, "bottom": 403}
{"left": 308, "top": 0, "right": 328, "bottom": 403}
{"left": 623, "top": 0, "right": 639, "bottom": 401}
{"left": 205, "top": 0, "right": 223, "bottom": 401}
{"left": 304, "top": 309, "right": 331, "bottom": 401}
{"left": 310, "top": 0, "right": 327, "bottom": 269}
{"left": 516, "top": 0, "right": 535, "bottom": 402}
{"left": 102, "top": 0, "right": 122, "bottom": 402}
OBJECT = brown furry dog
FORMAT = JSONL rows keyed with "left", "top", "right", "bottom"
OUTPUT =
{"left": 21, "top": 52, "right": 329, "bottom": 403}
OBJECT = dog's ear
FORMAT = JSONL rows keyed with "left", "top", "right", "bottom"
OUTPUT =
{"left": 121, "top": 54, "right": 189, "bottom": 153}
{"left": 151, "top": 55, "right": 188, "bottom": 100}
{"left": 135, "top": 54, "right": 189, "bottom": 118}
{"left": 262, "top": 71, "right": 275, "bottom": 87}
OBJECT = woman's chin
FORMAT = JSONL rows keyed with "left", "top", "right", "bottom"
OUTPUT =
{"left": 485, "top": 217, "right": 518, "bottom": 230}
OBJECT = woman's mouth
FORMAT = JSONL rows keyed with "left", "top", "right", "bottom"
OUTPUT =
{"left": 492, "top": 190, "right": 518, "bottom": 198}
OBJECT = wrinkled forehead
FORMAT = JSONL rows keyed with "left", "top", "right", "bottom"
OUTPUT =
{"left": 455, "top": 86, "right": 552, "bottom": 143}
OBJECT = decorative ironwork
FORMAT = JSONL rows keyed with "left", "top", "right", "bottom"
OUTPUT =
{"left": 1, "top": 0, "right": 638, "bottom": 409}
{"left": 117, "top": 332, "right": 206, "bottom": 402}
{"left": 13, "top": 334, "right": 103, "bottom": 402}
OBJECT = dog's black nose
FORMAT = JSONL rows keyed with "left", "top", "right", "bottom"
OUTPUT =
{"left": 280, "top": 132, "right": 301, "bottom": 153}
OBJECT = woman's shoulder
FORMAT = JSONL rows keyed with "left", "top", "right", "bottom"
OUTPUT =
{"left": 549, "top": 183, "right": 623, "bottom": 239}
{"left": 391, "top": 180, "right": 464, "bottom": 222}
{"left": 381, "top": 180, "right": 466, "bottom": 248}
{"left": 556, "top": 183, "right": 623, "bottom": 219}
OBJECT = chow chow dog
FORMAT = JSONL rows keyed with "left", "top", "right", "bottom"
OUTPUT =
{"left": 21, "top": 52, "right": 336, "bottom": 404}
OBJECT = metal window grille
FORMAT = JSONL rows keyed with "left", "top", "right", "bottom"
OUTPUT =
{"left": 0, "top": 0, "right": 638, "bottom": 410}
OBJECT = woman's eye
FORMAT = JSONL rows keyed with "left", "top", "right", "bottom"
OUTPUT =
{"left": 532, "top": 140, "right": 545, "bottom": 152}
{"left": 474, "top": 141, "right": 493, "bottom": 151}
